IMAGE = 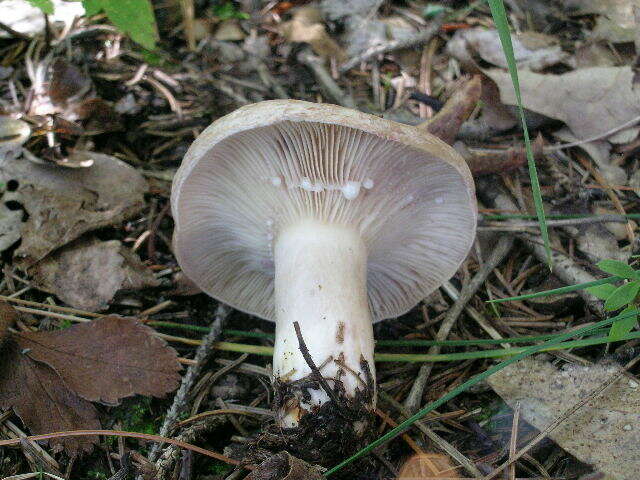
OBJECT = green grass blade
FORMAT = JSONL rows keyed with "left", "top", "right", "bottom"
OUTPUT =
{"left": 323, "top": 308, "right": 638, "bottom": 476}
{"left": 486, "top": 0, "right": 551, "bottom": 268}
{"left": 487, "top": 276, "right": 621, "bottom": 303}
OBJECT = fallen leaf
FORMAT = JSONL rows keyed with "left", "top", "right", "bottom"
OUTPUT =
{"left": 31, "top": 237, "right": 160, "bottom": 312}
{"left": 576, "top": 224, "right": 630, "bottom": 264}
{"left": 488, "top": 357, "right": 640, "bottom": 480}
{"left": 552, "top": 128, "right": 625, "bottom": 186}
{"left": 0, "top": 152, "right": 147, "bottom": 266}
{"left": 484, "top": 66, "right": 640, "bottom": 141}
{"left": 15, "top": 316, "right": 181, "bottom": 404}
{"left": 448, "top": 27, "right": 567, "bottom": 71}
{"left": 418, "top": 75, "right": 482, "bottom": 145}
{"left": 0, "top": 340, "right": 100, "bottom": 455}
{"left": 0, "top": 0, "right": 84, "bottom": 38}
{"left": 49, "top": 58, "right": 92, "bottom": 106}
{"left": 0, "top": 301, "right": 17, "bottom": 347}
{"left": 565, "top": 0, "right": 636, "bottom": 43}
{"left": 595, "top": 207, "right": 638, "bottom": 240}
{"left": 245, "top": 451, "right": 324, "bottom": 480}
{"left": 214, "top": 19, "right": 246, "bottom": 41}
{"left": 398, "top": 453, "right": 461, "bottom": 479}
{"left": 281, "top": 7, "right": 346, "bottom": 61}
{"left": 0, "top": 116, "right": 31, "bottom": 162}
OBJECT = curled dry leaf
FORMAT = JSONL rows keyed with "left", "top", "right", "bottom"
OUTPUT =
{"left": 31, "top": 237, "right": 160, "bottom": 312}
{"left": 0, "top": 153, "right": 147, "bottom": 265}
{"left": 245, "top": 451, "right": 324, "bottom": 480}
{"left": 448, "top": 27, "right": 567, "bottom": 72}
{"left": 15, "top": 316, "right": 182, "bottom": 404}
{"left": 0, "top": 303, "right": 181, "bottom": 455}
{"left": 484, "top": 66, "right": 640, "bottom": 142}
{"left": 398, "top": 453, "right": 461, "bottom": 479}
{"left": 281, "top": 7, "right": 346, "bottom": 61}
{"left": 488, "top": 357, "right": 640, "bottom": 480}
{"left": 418, "top": 75, "right": 482, "bottom": 145}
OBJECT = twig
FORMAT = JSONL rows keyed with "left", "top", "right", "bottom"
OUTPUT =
{"left": 293, "top": 321, "right": 348, "bottom": 414}
{"left": 339, "top": 14, "right": 444, "bottom": 73}
{"left": 478, "top": 214, "right": 631, "bottom": 231}
{"left": 545, "top": 113, "right": 640, "bottom": 151}
{"left": 297, "top": 49, "right": 357, "bottom": 109}
{"left": 0, "top": 430, "right": 240, "bottom": 466}
{"left": 379, "top": 391, "right": 483, "bottom": 478}
{"left": 483, "top": 355, "right": 640, "bottom": 480}
{"left": 403, "top": 235, "right": 515, "bottom": 413}
{"left": 148, "top": 303, "right": 230, "bottom": 462}
{"left": 508, "top": 403, "right": 521, "bottom": 480}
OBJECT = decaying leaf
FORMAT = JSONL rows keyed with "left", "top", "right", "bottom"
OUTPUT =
{"left": 0, "top": 116, "right": 31, "bottom": 162}
{"left": 244, "top": 451, "right": 324, "bottom": 480}
{"left": 565, "top": 0, "right": 637, "bottom": 43}
{"left": 0, "top": 0, "right": 84, "bottom": 38}
{"left": 575, "top": 224, "right": 630, "bottom": 264}
{"left": 31, "top": 237, "right": 160, "bottom": 312}
{"left": 281, "top": 7, "right": 346, "bottom": 61}
{"left": 484, "top": 66, "right": 640, "bottom": 142}
{"left": 15, "top": 316, "right": 181, "bottom": 404}
{"left": 0, "top": 305, "right": 181, "bottom": 455}
{"left": 448, "top": 27, "right": 567, "bottom": 71}
{"left": 398, "top": 453, "right": 461, "bottom": 479}
{"left": 0, "top": 301, "right": 17, "bottom": 348}
{"left": 0, "top": 341, "right": 100, "bottom": 455}
{"left": 488, "top": 357, "right": 640, "bottom": 480}
{"left": 0, "top": 153, "right": 147, "bottom": 265}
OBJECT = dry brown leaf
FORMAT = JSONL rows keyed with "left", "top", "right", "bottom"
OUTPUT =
{"left": 0, "top": 153, "right": 147, "bottom": 266}
{"left": 398, "top": 453, "right": 462, "bottom": 479}
{"left": 0, "top": 340, "right": 100, "bottom": 455}
{"left": 31, "top": 237, "right": 160, "bottom": 311}
{"left": 15, "top": 316, "right": 181, "bottom": 404}
{"left": 281, "top": 7, "right": 346, "bottom": 61}
{"left": 488, "top": 357, "right": 640, "bottom": 480}
{"left": 447, "top": 27, "right": 566, "bottom": 72}
{"left": 484, "top": 66, "right": 640, "bottom": 141}
{"left": 0, "top": 301, "right": 17, "bottom": 348}
{"left": 418, "top": 75, "right": 482, "bottom": 145}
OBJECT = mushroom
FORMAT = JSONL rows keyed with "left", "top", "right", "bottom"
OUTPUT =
{"left": 171, "top": 100, "right": 476, "bottom": 434}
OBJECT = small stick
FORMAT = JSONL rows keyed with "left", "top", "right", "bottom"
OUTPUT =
{"left": 293, "top": 321, "right": 348, "bottom": 414}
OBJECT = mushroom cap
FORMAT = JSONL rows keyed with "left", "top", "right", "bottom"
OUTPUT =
{"left": 171, "top": 100, "right": 477, "bottom": 322}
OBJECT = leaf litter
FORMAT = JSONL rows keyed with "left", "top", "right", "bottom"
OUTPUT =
{"left": 0, "top": 302, "right": 181, "bottom": 455}
{"left": 2, "top": 0, "right": 640, "bottom": 478}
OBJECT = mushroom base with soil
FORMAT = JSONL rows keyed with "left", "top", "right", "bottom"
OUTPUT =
{"left": 273, "top": 220, "right": 376, "bottom": 430}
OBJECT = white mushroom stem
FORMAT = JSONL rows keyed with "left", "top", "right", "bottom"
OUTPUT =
{"left": 273, "top": 220, "right": 376, "bottom": 427}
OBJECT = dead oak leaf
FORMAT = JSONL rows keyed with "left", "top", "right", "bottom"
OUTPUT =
{"left": 15, "top": 316, "right": 181, "bottom": 405}
{"left": 484, "top": 66, "right": 640, "bottom": 141}
{"left": 0, "top": 341, "right": 100, "bottom": 456}
{"left": 0, "top": 306, "right": 181, "bottom": 456}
